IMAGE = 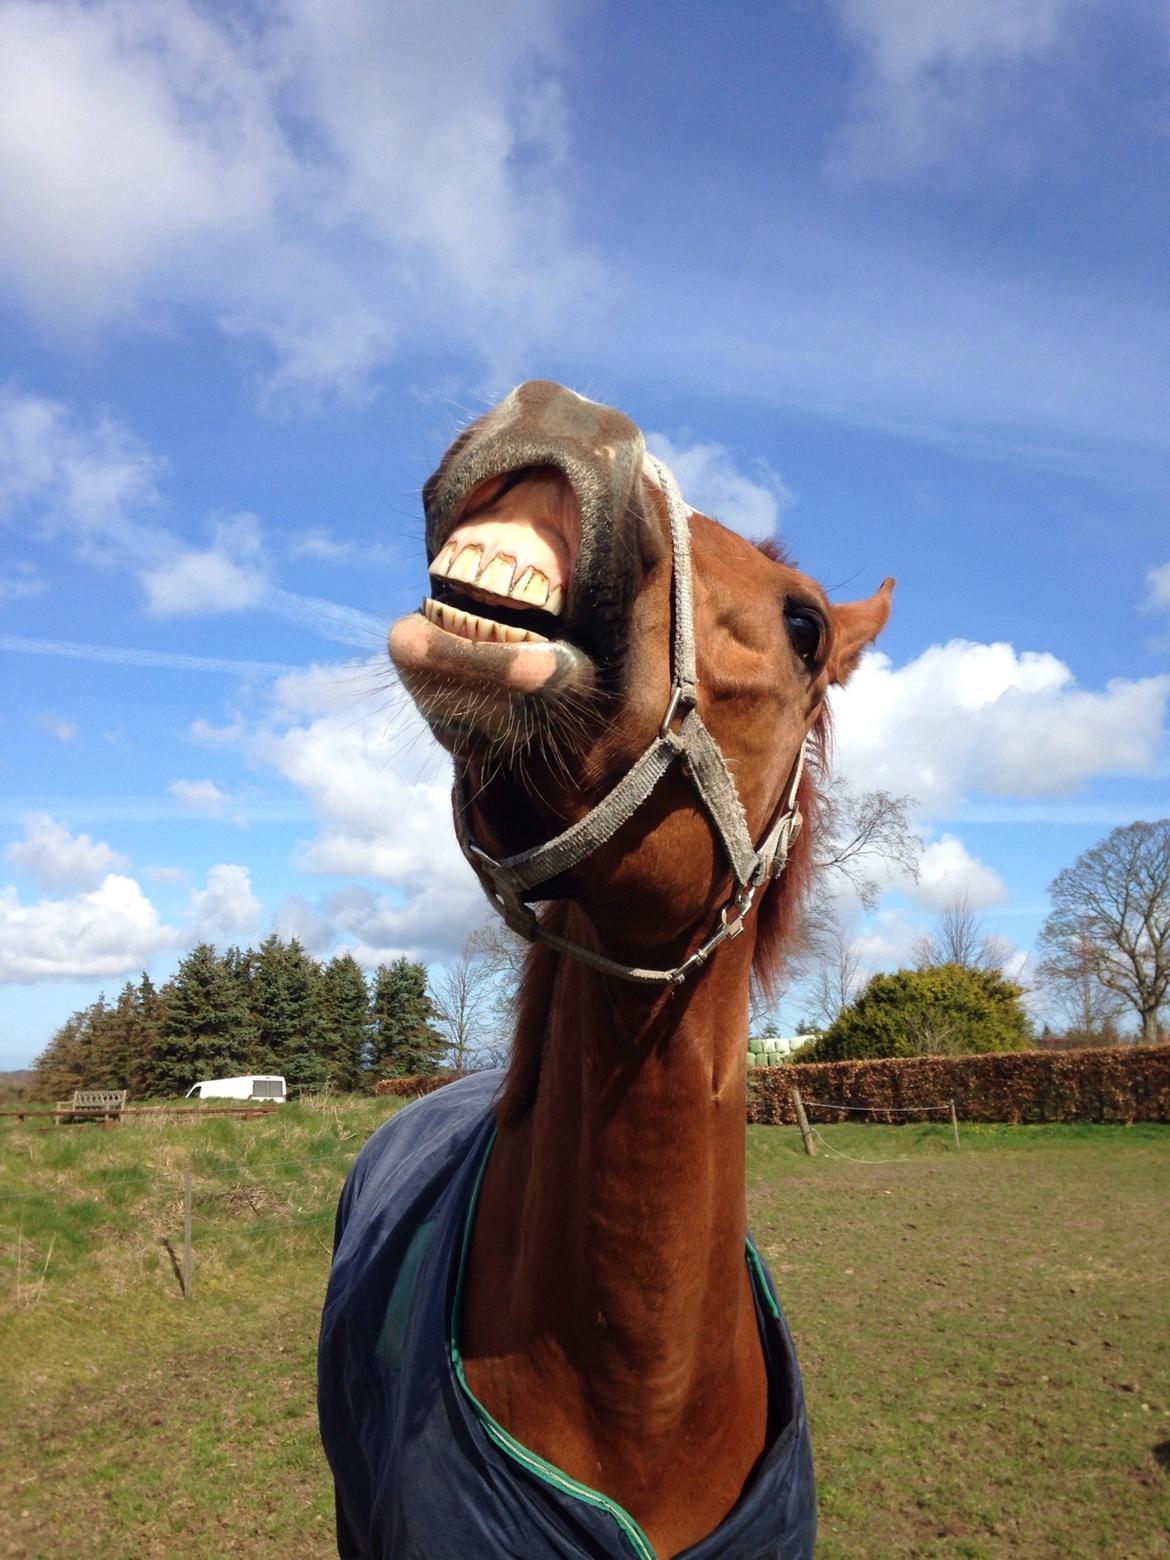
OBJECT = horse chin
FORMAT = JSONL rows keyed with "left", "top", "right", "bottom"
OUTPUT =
{"left": 388, "top": 609, "right": 596, "bottom": 749}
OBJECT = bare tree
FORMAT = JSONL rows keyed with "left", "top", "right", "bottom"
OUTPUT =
{"left": 812, "top": 781, "right": 921, "bottom": 909}
{"left": 429, "top": 940, "right": 497, "bottom": 1071}
{"left": 430, "top": 922, "right": 529, "bottom": 1070}
{"left": 808, "top": 917, "right": 865, "bottom": 1030}
{"left": 1035, "top": 918, "right": 1127, "bottom": 1042}
{"left": 915, "top": 894, "right": 1012, "bottom": 973}
{"left": 1039, "top": 820, "right": 1170, "bottom": 1045}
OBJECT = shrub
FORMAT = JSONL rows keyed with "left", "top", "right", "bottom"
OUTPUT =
{"left": 816, "top": 963, "right": 1030, "bottom": 1061}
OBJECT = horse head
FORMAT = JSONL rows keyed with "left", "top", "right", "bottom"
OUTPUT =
{"left": 390, "top": 379, "right": 893, "bottom": 987}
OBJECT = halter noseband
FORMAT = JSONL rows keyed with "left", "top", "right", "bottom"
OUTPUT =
{"left": 453, "top": 457, "right": 807, "bottom": 987}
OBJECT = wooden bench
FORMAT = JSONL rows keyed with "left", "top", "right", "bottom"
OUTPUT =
{"left": 54, "top": 1089, "right": 128, "bottom": 1126}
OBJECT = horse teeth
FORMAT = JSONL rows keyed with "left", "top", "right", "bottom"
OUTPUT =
{"left": 477, "top": 554, "right": 516, "bottom": 596}
{"left": 447, "top": 544, "right": 481, "bottom": 584}
{"left": 511, "top": 567, "right": 550, "bottom": 608}
{"left": 547, "top": 585, "right": 564, "bottom": 616}
{"left": 430, "top": 541, "right": 459, "bottom": 579}
{"left": 422, "top": 595, "right": 551, "bottom": 647}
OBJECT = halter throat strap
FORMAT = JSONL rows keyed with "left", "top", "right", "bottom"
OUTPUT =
{"left": 454, "top": 457, "right": 806, "bottom": 987}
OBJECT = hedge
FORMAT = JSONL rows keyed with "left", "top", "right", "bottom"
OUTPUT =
{"left": 747, "top": 1045, "right": 1170, "bottom": 1126}
{"left": 379, "top": 1048, "right": 1170, "bottom": 1125}
{"left": 375, "top": 1073, "right": 464, "bottom": 1099}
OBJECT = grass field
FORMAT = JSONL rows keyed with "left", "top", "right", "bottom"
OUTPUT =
{"left": 2, "top": 1099, "right": 1168, "bottom": 1558}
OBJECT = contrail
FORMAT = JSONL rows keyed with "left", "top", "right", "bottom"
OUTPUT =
{"left": 264, "top": 589, "right": 389, "bottom": 651}
{"left": 0, "top": 634, "right": 298, "bottom": 678}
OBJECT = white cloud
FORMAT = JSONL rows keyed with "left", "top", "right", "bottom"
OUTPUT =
{"left": 851, "top": 907, "right": 925, "bottom": 972}
{"left": 245, "top": 659, "right": 486, "bottom": 961}
{"left": 0, "top": 0, "right": 594, "bottom": 404}
{"left": 271, "top": 893, "right": 336, "bottom": 955}
{"left": 1147, "top": 562, "right": 1170, "bottom": 611}
{"left": 911, "top": 834, "right": 1008, "bottom": 911}
{"left": 0, "top": 873, "right": 177, "bottom": 982}
{"left": 0, "top": 856, "right": 265, "bottom": 981}
{"left": 189, "top": 717, "right": 245, "bottom": 747}
{"left": 831, "top": 640, "right": 1170, "bottom": 812}
{"left": 646, "top": 433, "right": 795, "bottom": 539}
{"left": 0, "top": 385, "right": 166, "bottom": 563}
{"left": 187, "top": 863, "right": 261, "bottom": 939}
{"left": 0, "top": 0, "right": 285, "bottom": 321}
{"left": 142, "top": 511, "right": 267, "bottom": 614}
{"left": 31, "top": 711, "right": 78, "bottom": 743}
{"left": 6, "top": 813, "right": 129, "bottom": 890}
{"left": 829, "top": 0, "right": 1094, "bottom": 182}
{"left": 0, "top": 561, "right": 45, "bottom": 600}
{"left": 289, "top": 529, "right": 399, "bottom": 565}
{"left": 169, "top": 779, "right": 230, "bottom": 818}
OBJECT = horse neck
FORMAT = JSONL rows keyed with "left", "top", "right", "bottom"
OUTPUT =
{"left": 464, "top": 905, "right": 763, "bottom": 1451}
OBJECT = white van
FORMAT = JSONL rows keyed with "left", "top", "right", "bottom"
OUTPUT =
{"left": 184, "top": 1075, "right": 287, "bottom": 1102}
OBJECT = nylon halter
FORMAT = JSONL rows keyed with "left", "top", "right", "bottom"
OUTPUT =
{"left": 453, "top": 456, "right": 807, "bottom": 987}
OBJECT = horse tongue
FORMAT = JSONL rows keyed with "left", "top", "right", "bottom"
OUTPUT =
{"left": 438, "top": 467, "right": 581, "bottom": 604}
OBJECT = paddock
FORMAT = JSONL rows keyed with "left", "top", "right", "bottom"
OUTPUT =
{"left": 2, "top": 1100, "right": 1166, "bottom": 1558}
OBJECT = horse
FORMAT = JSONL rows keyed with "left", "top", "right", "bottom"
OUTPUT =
{"left": 318, "top": 381, "right": 893, "bottom": 1558}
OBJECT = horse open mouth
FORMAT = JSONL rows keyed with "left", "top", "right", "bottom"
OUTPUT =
{"left": 389, "top": 461, "right": 595, "bottom": 737}
{"left": 422, "top": 464, "right": 582, "bottom": 650}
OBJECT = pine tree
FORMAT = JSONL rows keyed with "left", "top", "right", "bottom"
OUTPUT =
{"left": 154, "top": 943, "right": 252, "bottom": 1094}
{"left": 371, "top": 958, "right": 445, "bottom": 1076}
{"left": 249, "top": 935, "right": 327, "bottom": 1094}
{"left": 128, "top": 972, "right": 167, "bottom": 1099}
{"left": 31, "top": 1009, "right": 91, "bottom": 1101}
{"left": 88, "top": 984, "right": 138, "bottom": 1089}
{"left": 320, "top": 953, "right": 373, "bottom": 1092}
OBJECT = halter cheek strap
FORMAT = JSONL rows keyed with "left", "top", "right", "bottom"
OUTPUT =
{"left": 453, "top": 457, "right": 807, "bottom": 988}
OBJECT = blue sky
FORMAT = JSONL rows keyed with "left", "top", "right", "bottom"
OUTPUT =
{"left": 2, "top": 0, "right": 1168, "bottom": 1068}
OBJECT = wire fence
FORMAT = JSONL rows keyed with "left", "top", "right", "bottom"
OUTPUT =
{"left": 789, "top": 1085, "right": 961, "bottom": 1161}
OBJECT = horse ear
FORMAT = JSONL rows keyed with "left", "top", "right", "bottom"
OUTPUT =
{"left": 827, "top": 577, "right": 894, "bottom": 686}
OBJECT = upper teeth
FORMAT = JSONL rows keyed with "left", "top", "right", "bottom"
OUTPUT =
{"left": 430, "top": 540, "right": 565, "bottom": 616}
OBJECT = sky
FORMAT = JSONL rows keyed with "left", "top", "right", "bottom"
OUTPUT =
{"left": 1, "top": 0, "right": 1168, "bottom": 1069}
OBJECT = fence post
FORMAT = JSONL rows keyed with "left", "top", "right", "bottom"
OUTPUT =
{"left": 792, "top": 1088, "right": 817, "bottom": 1157}
{"left": 949, "top": 1099, "right": 961, "bottom": 1151}
{"left": 182, "top": 1168, "right": 193, "bottom": 1299}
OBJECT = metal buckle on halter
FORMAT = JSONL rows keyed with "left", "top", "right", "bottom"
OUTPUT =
{"left": 659, "top": 680, "right": 696, "bottom": 739}
{"left": 467, "top": 842, "right": 539, "bottom": 940}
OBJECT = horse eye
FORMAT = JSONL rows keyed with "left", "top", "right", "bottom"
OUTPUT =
{"left": 784, "top": 605, "right": 824, "bottom": 666}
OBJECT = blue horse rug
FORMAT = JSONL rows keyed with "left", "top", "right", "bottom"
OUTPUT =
{"left": 318, "top": 1071, "right": 817, "bottom": 1559}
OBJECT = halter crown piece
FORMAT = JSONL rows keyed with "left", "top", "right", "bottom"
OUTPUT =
{"left": 453, "top": 457, "right": 807, "bottom": 987}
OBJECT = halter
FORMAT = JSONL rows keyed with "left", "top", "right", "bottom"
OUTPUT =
{"left": 453, "top": 457, "right": 807, "bottom": 987}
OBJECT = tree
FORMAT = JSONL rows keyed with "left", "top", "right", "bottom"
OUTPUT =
{"left": 154, "top": 943, "right": 251, "bottom": 1093}
{"left": 430, "top": 939, "right": 501, "bottom": 1071}
{"left": 754, "top": 782, "right": 921, "bottom": 1033}
{"left": 1035, "top": 917, "right": 1126, "bottom": 1045}
{"left": 371, "top": 958, "right": 445, "bottom": 1076}
{"left": 128, "top": 973, "right": 167, "bottom": 1098}
{"left": 914, "top": 895, "right": 1012, "bottom": 974}
{"left": 815, "top": 963, "right": 1031, "bottom": 1061}
{"left": 88, "top": 984, "right": 138, "bottom": 1089}
{"left": 1039, "top": 820, "right": 1170, "bottom": 1046}
{"left": 320, "top": 953, "right": 373, "bottom": 1091}
{"left": 249, "top": 935, "right": 327, "bottom": 1094}
{"left": 806, "top": 916, "right": 865, "bottom": 1031}
{"left": 812, "top": 780, "right": 921, "bottom": 907}
{"left": 31, "top": 1009, "right": 92, "bottom": 1100}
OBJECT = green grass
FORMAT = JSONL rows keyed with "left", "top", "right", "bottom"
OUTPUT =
{"left": 2, "top": 1103, "right": 1168, "bottom": 1557}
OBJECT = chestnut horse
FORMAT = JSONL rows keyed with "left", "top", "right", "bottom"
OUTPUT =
{"left": 319, "top": 382, "right": 892, "bottom": 1558}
